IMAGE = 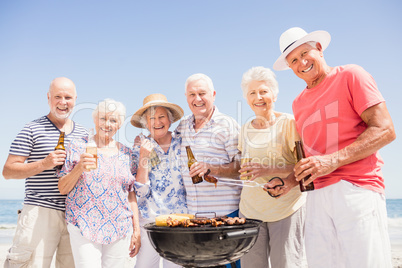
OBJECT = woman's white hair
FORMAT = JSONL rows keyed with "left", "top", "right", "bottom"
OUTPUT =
{"left": 184, "top": 73, "right": 215, "bottom": 93}
{"left": 139, "top": 106, "right": 174, "bottom": 129}
{"left": 92, "top": 98, "right": 126, "bottom": 127}
{"left": 241, "top": 66, "right": 279, "bottom": 100}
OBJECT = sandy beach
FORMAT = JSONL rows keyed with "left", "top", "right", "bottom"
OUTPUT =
{"left": 0, "top": 242, "right": 401, "bottom": 267}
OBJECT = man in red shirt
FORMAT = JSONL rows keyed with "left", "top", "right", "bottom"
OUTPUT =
{"left": 272, "top": 27, "right": 396, "bottom": 267}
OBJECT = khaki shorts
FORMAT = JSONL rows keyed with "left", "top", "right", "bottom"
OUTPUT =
{"left": 4, "top": 204, "right": 74, "bottom": 268}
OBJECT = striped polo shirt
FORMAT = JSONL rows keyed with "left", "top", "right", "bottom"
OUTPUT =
{"left": 175, "top": 107, "right": 241, "bottom": 217}
{"left": 9, "top": 116, "right": 87, "bottom": 211}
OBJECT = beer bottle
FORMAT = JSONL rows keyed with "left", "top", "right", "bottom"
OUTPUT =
{"left": 295, "top": 141, "right": 314, "bottom": 192}
{"left": 185, "top": 146, "right": 203, "bottom": 184}
{"left": 54, "top": 131, "right": 66, "bottom": 170}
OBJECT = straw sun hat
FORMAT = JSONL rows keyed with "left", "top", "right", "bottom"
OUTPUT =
{"left": 130, "top": 93, "right": 184, "bottom": 128}
{"left": 273, "top": 27, "right": 331, "bottom": 71}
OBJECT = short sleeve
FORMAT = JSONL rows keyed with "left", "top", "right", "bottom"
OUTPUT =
{"left": 347, "top": 65, "right": 384, "bottom": 116}
{"left": 58, "top": 137, "right": 85, "bottom": 177}
{"left": 9, "top": 124, "right": 34, "bottom": 157}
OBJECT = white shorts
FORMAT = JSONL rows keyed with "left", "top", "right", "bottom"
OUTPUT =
{"left": 67, "top": 223, "right": 132, "bottom": 268}
{"left": 305, "top": 180, "right": 392, "bottom": 268}
{"left": 4, "top": 204, "right": 74, "bottom": 268}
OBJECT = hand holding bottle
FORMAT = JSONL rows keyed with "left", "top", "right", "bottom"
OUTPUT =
{"left": 186, "top": 146, "right": 203, "bottom": 184}
{"left": 138, "top": 133, "right": 161, "bottom": 167}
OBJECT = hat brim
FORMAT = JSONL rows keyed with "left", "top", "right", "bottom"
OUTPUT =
{"left": 130, "top": 101, "right": 184, "bottom": 129}
{"left": 273, "top": 30, "right": 331, "bottom": 71}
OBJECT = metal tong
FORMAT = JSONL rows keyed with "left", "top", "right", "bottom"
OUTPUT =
{"left": 217, "top": 178, "right": 266, "bottom": 188}
{"left": 217, "top": 177, "right": 284, "bottom": 198}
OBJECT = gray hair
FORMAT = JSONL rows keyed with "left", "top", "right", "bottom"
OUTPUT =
{"left": 92, "top": 98, "right": 126, "bottom": 127}
{"left": 185, "top": 73, "right": 215, "bottom": 93}
{"left": 241, "top": 66, "right": 279, "bottom": 100}
{"left": 139, "top": 106, "right": 174, "bottom": 129}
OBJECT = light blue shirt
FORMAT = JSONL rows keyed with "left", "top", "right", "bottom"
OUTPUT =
{"left": 133, "top": 133, "right": 187, "bottom": 220}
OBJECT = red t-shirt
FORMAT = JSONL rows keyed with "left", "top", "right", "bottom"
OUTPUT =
{"left": 292, "top": 64, "right": 385, "bottom": 194}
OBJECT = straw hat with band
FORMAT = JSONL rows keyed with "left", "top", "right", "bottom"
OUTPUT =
{"left": 273, "top": 27, "right": 331, "bottom": 71}
{"left": 131, "top": 93, "right": 184, "bottom": 128}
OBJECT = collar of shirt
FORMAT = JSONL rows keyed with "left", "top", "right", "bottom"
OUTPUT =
{"left": 186, "top": 106, "right": 220, "bottom": 132}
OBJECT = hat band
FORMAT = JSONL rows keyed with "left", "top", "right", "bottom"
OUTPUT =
{"left": 282, "top": 40, "right": 297, "bottom": 53}
{"left": 144, "top": 99, "right": 168, "bottom": 106}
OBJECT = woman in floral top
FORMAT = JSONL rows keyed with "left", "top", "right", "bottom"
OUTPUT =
{"left": 58, "top": 99, "right": 141, "bottom": 268}
{"left": 130, "top": 94, "right": 187, "bottom": 268}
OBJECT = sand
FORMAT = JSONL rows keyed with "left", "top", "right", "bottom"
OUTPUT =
{"left": 0, "top": 243, "right": 401, "bottom": 267}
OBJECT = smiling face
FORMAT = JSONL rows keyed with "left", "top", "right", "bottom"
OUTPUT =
{"left": 145, "top": 106, "right": 171, "bottom": 140}
{"left": 185, "top": 79, "right": 216, "bottom": 120}
{"left": 246, "top": 80, "right": 276, "bottom": 117}
{"left": 94, "top": 112, "right": 121, "bottom": 142}
{"left": 47, "top": 78, "right": 77, "bottom": 120}
{"left": 286, "top": 42, "right": 327, "bottom": 88}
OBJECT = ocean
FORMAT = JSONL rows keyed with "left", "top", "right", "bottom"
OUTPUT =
{"left": 1, "top": 199, "right": 402, "bottom": 245}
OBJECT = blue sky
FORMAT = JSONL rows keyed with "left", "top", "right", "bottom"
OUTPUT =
{"left": 1, "top": 0, "right": 401, "bottom": 199}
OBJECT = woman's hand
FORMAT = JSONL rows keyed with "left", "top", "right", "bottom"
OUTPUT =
{"left": 239, "top": 162, "right": 293, "bottom": 181}
{"left": 129, "top": 231, "right": 141, "bottom": 258}
{"left": 139, "top": 139, "right": 153, "bottom": 159}
{"left": 80, "top": 152, "right": 97, "bottom": 172}
{"left": 263, "top": 173, "right": 299, "bottom": 198}
{"left": 239, "top": 162, "right": 267, "bottom": 181}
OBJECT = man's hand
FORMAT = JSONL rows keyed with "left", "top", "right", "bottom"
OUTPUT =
{"left": 294, "top": 154, "right": 338, "bottom": 186}
{"left": 189, "top": 161, "right": 210, "bottom": 178}
{"left": 44, "top": 150, "right": 67, "bottom": 169}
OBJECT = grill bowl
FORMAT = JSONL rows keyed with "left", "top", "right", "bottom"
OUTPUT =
{"left": 144, "top": 219, "right": 261, "bottom": 267}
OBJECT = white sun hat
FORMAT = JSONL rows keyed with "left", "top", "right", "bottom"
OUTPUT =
{"left": 273, "top": 27, "right": 331, "bottom": 71}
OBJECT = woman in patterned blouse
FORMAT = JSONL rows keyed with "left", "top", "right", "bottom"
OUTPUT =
{"left": 58, "top": 98, "right": 141, "bottom": 268}
{"left": 130, "top": 94, "right": 187, "bottom": 268}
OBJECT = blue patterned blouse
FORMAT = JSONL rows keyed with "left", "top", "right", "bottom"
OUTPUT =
{"left": 133, "top": 133, "right": 187, "bottom": 220}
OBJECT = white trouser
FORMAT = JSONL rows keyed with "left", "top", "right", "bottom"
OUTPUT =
{"left": 67, "top": 223, "right": 131, "bottom": 268}
{"left": 134, "top": 218, "right": 181, "bottom": 268}
{"left": 305, "top": 180, "right": 392, "bottom": 268}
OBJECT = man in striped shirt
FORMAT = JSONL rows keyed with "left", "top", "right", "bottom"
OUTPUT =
{"left": 3, "top": 77, "right": 87, "bottom": 268}
{"left": 176, "top": 73, "right": 241, "bottom": 218}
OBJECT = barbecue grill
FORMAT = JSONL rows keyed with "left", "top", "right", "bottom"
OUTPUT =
{"left": 144, "top": 218, "right": 262, "bottom": 267}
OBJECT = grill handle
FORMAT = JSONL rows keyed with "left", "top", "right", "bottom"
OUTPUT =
{"left": 219, "top": 228, "right": 259, "bottom": 240}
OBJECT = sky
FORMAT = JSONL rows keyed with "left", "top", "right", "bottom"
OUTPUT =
{"left": 0, "top": 0, "right": 401, "bottom": 199}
